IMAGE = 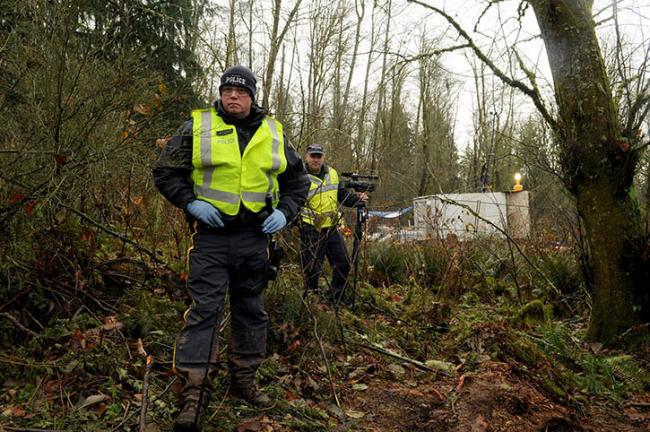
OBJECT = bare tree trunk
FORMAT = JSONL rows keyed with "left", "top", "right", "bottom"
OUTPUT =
{"left": 369, "top": 0, "right": 392, "bottom": 173}
{"left": 415, "top": 39, "right": 457, "bottom": 196}
{"left": 285, "top": 29, "right": 299, "bottom": 120}
{"left": 264, "top": 0, "right": 283, "bottom": 111}
{"left": 262, "top": 0, "right": 303, "bottom": 111}
{"left": 329, "top": 1, "right": 351, "bottom": 165}
{"left": 276, "top": 45, "right": 287, "bottom": 116}
{"left": 414, "top": 73, "right": 425, "bottom": 195}
{"left": 471, "top": 58, "right": 489, "bottom": 192}
{"left": 417, "top": 59, "right": 431, "bottom": 196}
{"left": 248, "top": 0, "right": 253, "bottom": 68}
{"left": 225, "top": 0, "right": 237, "bottom": 66}
{"left": 343, "top": 0, "right": 365, "bottom": 110}
{"left": 356, "top": 2, "right": 378, "bottom": 170}
{"left": 305, "top": 0, "right": 339, "bottom": 143}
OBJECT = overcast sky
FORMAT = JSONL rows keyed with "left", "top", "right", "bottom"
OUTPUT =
{"left": 215, "top": 0, "right": 649, "bottom": 154}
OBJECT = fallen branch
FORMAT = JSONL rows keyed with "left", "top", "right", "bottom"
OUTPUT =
{"left": 353, "top": 337, "right": 445, "bottom": 375}
{"left": 3, "top": 427, "right": 67, "bottom": 432}
{"left": 0, "top": 312, "right": 38, "bottom": 337}
{"left": 624, "top": 402, "right": 650, "bottom": 408}
{"left": 0, "top": 354, "right": 58, "bottom": 368}
{"left": 139, "top": 355, "right": 154, "bottom": 432}
{"left": 152, "top": 376, "right": 178, "bottom": 403}
{"left": 207, "top": 386, "right": 231, "bottom": 423}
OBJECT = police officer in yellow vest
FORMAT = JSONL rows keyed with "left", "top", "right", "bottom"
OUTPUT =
{"left": 153, "top": 65, "right": 309, "bottom": 431}
{"left": 300, "top": 144, "right": 368, "bottom": 303}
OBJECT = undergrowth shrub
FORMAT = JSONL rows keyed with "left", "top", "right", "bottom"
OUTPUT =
{"left": 536, "top": 250, "right": 585, "bottom": 299}
{"left": 366, "top": 240, "right": 455, "bottom": 289}
{"left": 417, "top": 240, "right": 451, "bottom": 288}
{"left": 535, "top": 323, "right": 650, "bottom": 400}
{"left": 367, "top": 242, "right": 416, "bottom": 285}
{"left": 2, "top": 218, "right": 99, "bottom": 320}
{"left": 264, "top": 272, "right": 339, "bottom": 358}
{"left": 458, "top": 237, "right": 509, "bottom": 278}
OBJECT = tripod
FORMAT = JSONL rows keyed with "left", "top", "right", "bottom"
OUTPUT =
{"left": 350, "top": 203, "right": 367, "bottom": 309}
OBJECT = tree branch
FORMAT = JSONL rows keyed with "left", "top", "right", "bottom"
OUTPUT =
{"left": 59, "top": 203, "right": 165, "bottom": 265}
{"left": 0, "top": 312, "right": 38, "bottom": 337}
{"left": 393, "top": 44, "right": 471, "bottom": 65}
{"left": 406, "top": 0, "right": 558, "bottom": 130}
{"left": 298, "top": 286, "right": 341, "bottom": 408}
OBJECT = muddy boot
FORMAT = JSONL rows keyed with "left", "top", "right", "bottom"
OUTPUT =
{"left": 229, "top": 326, "right": 270, "bottom": 408}
{"left": 173, "top": 388, "right": 210, "bottom": 432}
{"left": 231, "top": 384, "right": 274, "bottom": 408}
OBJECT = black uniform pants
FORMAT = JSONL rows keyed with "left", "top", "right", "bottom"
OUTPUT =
{"left": 300, "top": 224, "right": 351, "bottom": 299}
{"left": 174, "top": 225, "right": 269, "bottom": 394}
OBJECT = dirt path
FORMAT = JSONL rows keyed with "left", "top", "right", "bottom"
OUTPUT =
{"left": 334, "top": 358, "right": 650, "bottom": 432}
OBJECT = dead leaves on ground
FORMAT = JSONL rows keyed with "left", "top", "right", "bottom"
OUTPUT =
{"left": 68, "top": 315, "right": 124, "bottom": 352}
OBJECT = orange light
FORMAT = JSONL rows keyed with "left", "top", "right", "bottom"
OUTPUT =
{"left": 513, "top": 173, "right": 523, "bottom": 192}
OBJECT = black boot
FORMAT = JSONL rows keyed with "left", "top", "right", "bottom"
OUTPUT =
{"left": 173, "top": 389, "right": 209, "bottom": 432}
{"left": 228, "top": 326, "right": 270, "bottom": 408}
{"left": 231, "top": 384, "right": 274, "bottom": 408}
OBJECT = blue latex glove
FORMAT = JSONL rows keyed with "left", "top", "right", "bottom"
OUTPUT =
{"left": 186, "top": 200, "right": 224, "bottom": 228}
{"left": 261, "top": 209, "right": 287, "bottom": 234}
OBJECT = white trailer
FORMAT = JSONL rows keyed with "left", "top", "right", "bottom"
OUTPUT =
{"left": 413, "top": 191, "right": 530, "bottom": 240}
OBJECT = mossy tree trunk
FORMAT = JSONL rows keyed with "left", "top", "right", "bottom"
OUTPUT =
{"left": 530, "top": 0, "right": 647, "bottom": 342}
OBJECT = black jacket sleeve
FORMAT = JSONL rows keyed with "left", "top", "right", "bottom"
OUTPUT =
{"left": 277, "top": 137, "right": 310, "bottom": 222}
{"left": 338, "top": 183, "right": 362, "bottom": 207}
{"left": 152, "top": 120, "right": 196, "bottom": 210}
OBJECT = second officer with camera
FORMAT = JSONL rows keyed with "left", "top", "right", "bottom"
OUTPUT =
{"left": 300, "top": 144, "right": 368, "bottom": 303}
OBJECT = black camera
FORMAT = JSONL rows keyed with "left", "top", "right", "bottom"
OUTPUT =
{"left": 341, "top": 172, "right": 379, "bottom": 193}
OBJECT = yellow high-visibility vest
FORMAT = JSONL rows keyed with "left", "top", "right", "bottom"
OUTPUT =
{"left": 191, "top": 109, "right": 287, "bottom": 215}
{"left": 301, "top": 167, "right": 340, "bottom": 229}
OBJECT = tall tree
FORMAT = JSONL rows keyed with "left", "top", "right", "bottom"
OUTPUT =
{"left": 369, "top": 0, "right": 392, "bottom": 172}
{"left": 303, "top": 0, "right": 339, "bottom": 143}
{"left": 530, "top": 0, "right": 648, "bottom": 339}
{"left": 74, "top": 0, "right": 206, "bottom": 114}
{"left": 415, "top": 39, "right": 459, "bottom": 196}
{"left": 374, "top": 64, "right": 417, "bottom": 203}
{"left": 261, "top": 0, "right": 303, "bottom": 111}
{"left": 355, "top": 2, "right": 379, "bottom": 171}
{"left": 329, "top": 0, "right": 355, "bottom": 168}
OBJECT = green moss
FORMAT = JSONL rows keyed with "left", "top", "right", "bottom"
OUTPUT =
{"left": 460, "top": 291, "right": 481, "bottom": 306}
{"left": 542, "top": 375, "right": 568, "bottom": 398}
{"left": 515, "top": 300, "right": 548, "bottom": 326}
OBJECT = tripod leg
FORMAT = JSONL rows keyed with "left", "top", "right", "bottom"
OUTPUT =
{"left": 350, "top": 208, "right": 364, "bottom": 310}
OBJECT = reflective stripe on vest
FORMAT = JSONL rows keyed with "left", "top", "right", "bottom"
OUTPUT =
{"left": 191, "top": 108, "right": 287, "bottom": 215}
{"left": 301, "top": 167, "right": 340, "bottom": 228}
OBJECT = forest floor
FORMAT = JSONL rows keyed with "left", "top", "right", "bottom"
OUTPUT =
{"left": 198, "top": 295, "right": 650, "bottom": 432}
{"left": 1, "top": 259, "right": 649, "bottom": 432}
